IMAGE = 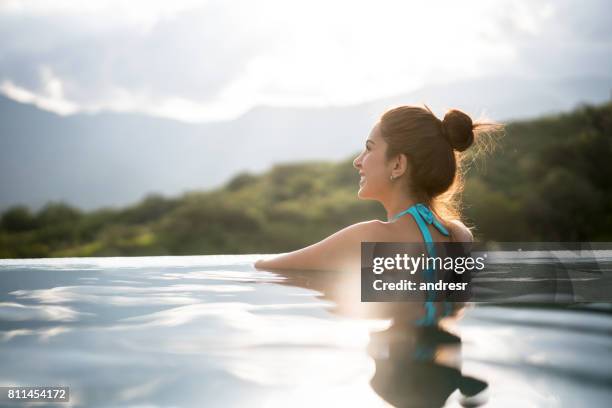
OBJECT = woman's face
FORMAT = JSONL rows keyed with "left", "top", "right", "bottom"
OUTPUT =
{"left": 353, "top": 122, "right": 392, "bottom": 200}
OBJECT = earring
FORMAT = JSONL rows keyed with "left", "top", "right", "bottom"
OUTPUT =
{"left": 390, "top": 175, "right": 395, "bottom": 181}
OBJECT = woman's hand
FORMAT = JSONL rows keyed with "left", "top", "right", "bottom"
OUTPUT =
{"left": 254, "top": 259, "right": 268, "bottom": 269}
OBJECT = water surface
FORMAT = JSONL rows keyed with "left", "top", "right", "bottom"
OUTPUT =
{"left": 1, "top": 255, "right": 611, "bottom": 407}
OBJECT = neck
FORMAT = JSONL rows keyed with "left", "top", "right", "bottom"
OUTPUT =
{"left": 381, "top": 188, "right": 421, "bottom": 221}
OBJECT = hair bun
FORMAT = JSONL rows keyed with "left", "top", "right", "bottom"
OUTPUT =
{"left": 441, "top": 109, "right": 474, "bottom": 152}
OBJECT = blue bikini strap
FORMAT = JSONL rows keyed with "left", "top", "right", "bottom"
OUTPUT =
{"left": 392, "top": 203, "right": 449, "bottom": 250}
{"left": 392, "top": 203, "right": 451, "bottom": 326}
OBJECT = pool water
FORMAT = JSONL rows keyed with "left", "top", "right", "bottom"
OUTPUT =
{"left": 0, "top": 255, "right": 611, "bottom": 407}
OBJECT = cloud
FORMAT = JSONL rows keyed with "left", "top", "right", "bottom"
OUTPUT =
{"left": 0, "top": 0, "right": 610, "bottom": 122}
{"left": 490, "top": 0, "right": 612, "bottom": 78}
{"left": 0, "top": 0, "right": 271, "bottom": 120}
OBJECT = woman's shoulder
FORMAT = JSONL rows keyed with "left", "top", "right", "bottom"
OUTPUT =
{"left": 331, "top": 220, "right": 388, "bottom": 242}
{"left": 349, "top": 218, "right": 473, "bottom": 243}
{"left": 446, "top": 219, "right": 474, "bottom": 242}
{"left": 344, "top": 219, "right": 423, "bottom": 242}
{"left": 339, "top": 219, "right": 386, "bottom": 237}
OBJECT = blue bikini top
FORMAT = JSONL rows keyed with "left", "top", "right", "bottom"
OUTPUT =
{"left": 390, "top": 203, "right": 451, "bottom": 326}
{"left": 390, "top": 203, "right": 449, "bottom": 257}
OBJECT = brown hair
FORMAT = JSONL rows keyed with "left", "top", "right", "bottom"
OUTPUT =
{"left": 379, "top": 105, "right": 502, "bottom": 223}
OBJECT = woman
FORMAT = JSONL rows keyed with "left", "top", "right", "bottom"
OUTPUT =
{"left": 255, "top": 105, "right": 500, "bottom": 272}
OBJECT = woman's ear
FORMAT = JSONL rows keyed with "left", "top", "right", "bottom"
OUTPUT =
{"left": 391, "top": 153, "right": 409, "bottom": 178}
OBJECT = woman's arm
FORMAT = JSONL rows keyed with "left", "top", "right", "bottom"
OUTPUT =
{"left": 254, "top": 221, "right": 380, "bottom": 271}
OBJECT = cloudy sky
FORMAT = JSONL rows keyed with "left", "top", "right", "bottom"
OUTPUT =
{"left": 0, "top": 0, "right": 610, "bottom": 122}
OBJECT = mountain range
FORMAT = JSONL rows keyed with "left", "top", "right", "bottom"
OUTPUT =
{"left": 1, "top": 75, "right": 610, "bottom": 212}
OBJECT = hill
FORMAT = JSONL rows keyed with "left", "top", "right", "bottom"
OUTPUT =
{"left": 1, "top": 75, "right": 610, "bottom": 212}
{"left": 0, "top": 101, "right": 611, "bottom": 258}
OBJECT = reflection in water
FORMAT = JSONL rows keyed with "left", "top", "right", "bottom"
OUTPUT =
{"left": 368, "top": 324, "right": 487, "bottom": 407}
{"left": 274, "top": 269, "right": 489, "bottom": 407}
{"left": 1, "top": 256, "right": 611, "bottom": 407}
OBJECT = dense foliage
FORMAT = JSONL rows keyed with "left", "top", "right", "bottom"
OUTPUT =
{"left": 1, "top": 102, "right": 610, "bottom": 258}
